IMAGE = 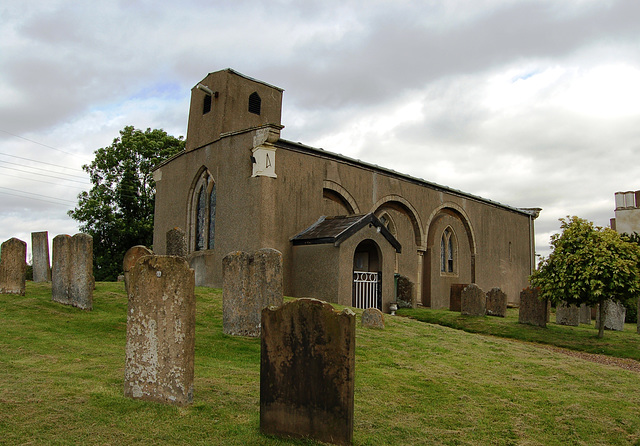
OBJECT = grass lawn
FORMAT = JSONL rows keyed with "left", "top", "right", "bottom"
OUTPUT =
{"left": 0, "top": 282, "right": 639, "bottom": 445}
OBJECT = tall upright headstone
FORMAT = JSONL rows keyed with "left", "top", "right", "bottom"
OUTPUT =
{"left": 124, "top": 255, "right": 195, "bottom": 405}
{"left": 580, "top": 304, "right": 591, "bottom": 325}
{"left": 449, "top": 283, "right": 468, "bottom": 312}
{"left": 223, "top": 248, "right": 283, "bottom": 337}
{"left": 518, "top": 287, "right": 549, "bottom": 328}
{"left": 166, "top": 227, "right": 187, "bottom": 258}
{"left": 31, "top": 231, "right": 51, "bottom": 282}
{"left": 51, "top": 233, "right": 94, "bottom": 310}
{"left": 485, "top": 287, "right": 507, "bottom": 317}
{"left": 122, "top": 245, "right": 153, "bottom": 295}
{"left": 596, "top": 299, "right": 626, "bottom": 331}
{"left": 0, "top": 237, "right": 27, "bottom": 295}
{"left": 556, "top": 302, "right": 580, "bottom": 326}
{"left": 461, "top": 283, "right": 486, "bottom": 316}
{"left": 260, "top": 298, "right": 355, "bottom": 445}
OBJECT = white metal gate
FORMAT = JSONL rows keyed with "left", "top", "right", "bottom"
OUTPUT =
{"left": 353, "top": 271, "right": 382, "bottom": 310}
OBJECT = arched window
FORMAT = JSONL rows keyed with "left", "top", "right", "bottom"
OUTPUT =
{"left": 190, "top": 169, "right": 216, "bottom": 251}
{"left": 440, "top": 227, "right": 455, "bottom": 274}
{"left": 248, "top": 92, "right": 261, "bottom": 115}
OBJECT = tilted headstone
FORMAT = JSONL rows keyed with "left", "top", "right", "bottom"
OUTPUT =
{"left": 461, "top": 283, "right": 486, "bottom": 316}
{"left": 260, "top": 298, "right": 355, "bottom": 445}
{"left": 486, "top": 287, "right": 507, "bottom": 317}
{"left": 0, "top": 237, "right": 27, "bottom": 295}
{"left": 518, "top": 287, "right": 550, "bottom": 328}
{"left": 362, "top": 307, "right": 385, "bottom": 329}
{"left": 124, "top": 255, "right": 195, "bottom": 405}
{"left": 596, "top": 299, "right": 626, "bottom": 331}
{"left": 556, "top": 302, "right": 580, "bottom": 326}
{"left": 52, "top": 234, "right": 94, "bottom": 310}
{"left": 449, "top": 283, "right": 468, "bottom": 312}
{"left": 122, "top": 245, "right": 153, "bottom": 295}
{"left": 166, "top": 227, "right": 187, "bottom": 258}
{"left": 580, "top": 304, "right": 591, "bottom": 325}
{"left": 223, "top": 248, "right": 283, "bottom": 337}
{"left": 31, "top": 231, "right": 51, "bottom": 282}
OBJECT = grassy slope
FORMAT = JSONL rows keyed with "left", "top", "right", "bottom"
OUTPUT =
{"left": 0, "top": 283, "right": 638, "bottom": 445}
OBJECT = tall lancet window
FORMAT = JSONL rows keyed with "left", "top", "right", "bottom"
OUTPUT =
{"left": 441, "top": 227, "right": 455, "bottom": 274}
{"left": 190, "top": 169, "right": 216, "bottom": 251}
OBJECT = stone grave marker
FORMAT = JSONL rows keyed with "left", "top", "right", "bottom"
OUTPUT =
{"left": 449, "top": 283, "right": 468, "bottom": 312}
{"left": 122, "top": 245, "right": 153, "bottom": 295}
{"left": 166, "top": 227, "right": 187, "bottom": 258}
{"left": 0, "top": 237, "right": 27, "bottom": 295}
{"left": 518, "top": 287, "right": 550, "bottom": 327}
{"left": 461, "top": 283, "right": 486, "bottom": 316}
{"left": 124, "top": 255, "right": 195, "bottom": 405}
{"left": 260, "top": 298, "right": 355, "bottom": 445}
{"left": 52, "top": 234, "right": 94, "bottom": 310}
{"left": 486, "top": 287, "right": 507, "bottom": 317}
{"left": 556, "top": 302, "right": 580, "bottom": 326}
{"left": 580, "top": 304, "right": 591, "bottom": 325}
{"left": 31, "top": 231, "right": 51, "bottom": 282}
{"left": 596, "top": 299, "right": 626, "bottom": 331}
{"left": 223, "top": 248, "right": 283, "bottom": 337}
{"left": 362, "top": 307, "right": 385, "bottom": 328}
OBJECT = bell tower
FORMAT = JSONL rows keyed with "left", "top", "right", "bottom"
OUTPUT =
{"left": 185, "top": 68, "right": 284, "bottom": 152}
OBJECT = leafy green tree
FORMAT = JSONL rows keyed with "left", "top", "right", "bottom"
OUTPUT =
{"left": 69, "top": 126, "right": 184, "bottom": 281}
{"left": 530, "top": 216, "right": 640, "bottom": 338}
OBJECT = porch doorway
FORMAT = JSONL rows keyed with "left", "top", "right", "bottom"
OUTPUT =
{"left": 352, "top": 240, "right": 382, "bottom": 310}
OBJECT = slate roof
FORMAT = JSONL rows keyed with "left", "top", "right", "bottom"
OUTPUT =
{"left": 291, "top": 214, "right": 402, "bottom": 252}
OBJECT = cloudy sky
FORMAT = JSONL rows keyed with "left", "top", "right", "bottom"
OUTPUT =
{"left": 2, "top": 0, "right": 640, "bottom": 262}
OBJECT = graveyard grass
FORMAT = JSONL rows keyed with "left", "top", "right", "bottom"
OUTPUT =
{"left": 0, "top": 284, "right": 639, "bottom": 445}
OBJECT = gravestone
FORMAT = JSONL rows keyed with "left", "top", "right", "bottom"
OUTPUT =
{"left": 124, "top": 255, "right": 195, "bottom": 405}
{"left": 556, "top": 302, "right": 580, "bottom": 326}
{"left": 486, "top": 287, "right": 507, "bottom": 317}
{"left": 518, "top": 287, "right": 550, "bottom": 327}
{"left": 596, "top": 299, "right": 626, "bottom": 331}
{"left": 260, "top": 298, "right": 355, "bottom": 445}
{"left": 51, "top": 234, "right": 94, "bottom": 310}
{"left": 122, "top": 245, "right": 153, "bottom": 295}
{"left": 461, "top": 283, "right": 486, "bottom": 316}
{"left": 166, "top": 227, "right": 187, "bottom": 258}
{"left": 362, "top": 307, "right": 385, "bottom": 329}
{"left": 449, "top": 283, "right": 468, "bottom": 312}
{"left": 223, "top": 248, "right": 283, "bottom": 337}
{"left": 31, "top": 231, "right": 51, "bottom": 282}
{"left": 580, "top": 304, "right": 591, "bottom": 325}
{"left": 0, "top": 237, "right": 27, "bottom": 295}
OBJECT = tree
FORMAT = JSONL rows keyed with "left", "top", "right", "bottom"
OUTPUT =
{"left": 69, "top": 126, "right": 184, "bottom": 281}
{"left": 530, "top": 216, "right": 640, "bottom": 338}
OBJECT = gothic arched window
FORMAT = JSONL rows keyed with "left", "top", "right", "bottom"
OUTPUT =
{"left": 190, "top": 169, "right": 216, "bottom": 251}
{"left": 440, "top": 227, "right": 456, "bottom": 274}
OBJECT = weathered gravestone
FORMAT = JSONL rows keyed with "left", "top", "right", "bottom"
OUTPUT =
{"left": 223, "top": 248, "right": 283, "bottom": 337}
{"left": 124, "top": 255, "right": 195, "bottom": 405}
{"left": 580, "top": 304, "right": 591, "bottom": 325}
{"left": 486, "top": 287, "right": 507, "bottom": 317}
{"left": 596, "top": 299, "right": 626, "bottom": 331}
{"left": 122, "top": 245, "right": 153, "bottom": 295}
{"left": 260, "top": 298, "right": 355, "bottom": 445}
{"left": 518, "top": 287, "right": 550, "bottom": 327}
{"left": 461, "top": 283, "right": 486, "bottom": 316}
{"left": 52, "top": 234, "right": 94, "bottom": 310}
{"left": 556, "top": 302, "right": 580, "bottom": 326}
{"left": 449, "top": 283, "right": 468, "bottom": 312}
{"left": 166, "top": 227, "right": 187, "bottom": 258}
{"left": 31, "top": 231, "right": 51, "bottom": 282}
{"left": 362, "top": 307, "right": 385, "bottom": 329}
{"left": 0, "top": 237, "right": 27, "bottom": 295}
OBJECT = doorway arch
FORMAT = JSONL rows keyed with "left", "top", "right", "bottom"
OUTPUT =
{"left": 352, "top": 239, "right": 382, "bottom": 310}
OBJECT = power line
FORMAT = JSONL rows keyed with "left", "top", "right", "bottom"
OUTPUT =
{"left": 0, "top": 186, "right": 76, "bottom": 204}
{"left": 0, "top": 151, "right": 85, "bottom": 173}
{"left": 0, "top": 128, "right": 85, "bottom": 159}
{"left": 0, "top": 171, "right": 87, "bottom": 190}
{"left": 0, "top": 162, "right": 90, "bottom": 183}
{"left": 0, "top": 190, "right": 72, "bottom": 207}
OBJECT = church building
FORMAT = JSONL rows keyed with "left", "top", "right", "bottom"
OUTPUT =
{"left": 153, "top": 68, "right": 539, "bottom": 312}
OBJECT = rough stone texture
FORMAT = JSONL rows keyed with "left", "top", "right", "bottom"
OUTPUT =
{"left": 580, "top": 304, "right": 591, "bottom": 325}
{"left": 223, "top": 248, "right": 283, "bottom": 337}
{"left": 124, "top": 255, "right": 195, "bottom": 405}
{"left": 166, "top": 227, "right": 187, "bottom": 258}
{"left": 122, "top": 245, "right": 153, "bottom": 295}
{"left": 461, "top": 283, "right": 486, "bottom": 316}
{"left": 0, "top": 238, "right": 27, "bottom": 295}
{"left": 518, "top": 287, "right": 550, "bottom": 328}
{"left": 556, "top": 302, "right": 580, "bottom": 326}
{"left": 31, "top": 231, "right": 51, "bottom": 282}
{"left": 485, "top": 287, "right": 507, "bottom": 317}
{"left": 596, "top": 299, "right": 626, "bottom": 331}
{"left": 51, "top": 234, "right": 94, "bottom": 310}
{"left": 260, "top": 298, "right": 355, "bottom": 445}
{"left": 361, "top": 307, "right": 385, "bottom": 329}
{"left": 449, "top": 284, "right": 468, "bottom": 312}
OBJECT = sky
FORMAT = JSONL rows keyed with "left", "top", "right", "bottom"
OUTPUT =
{"left": 1, "top": 0, "right": 640, "bottom": 262}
